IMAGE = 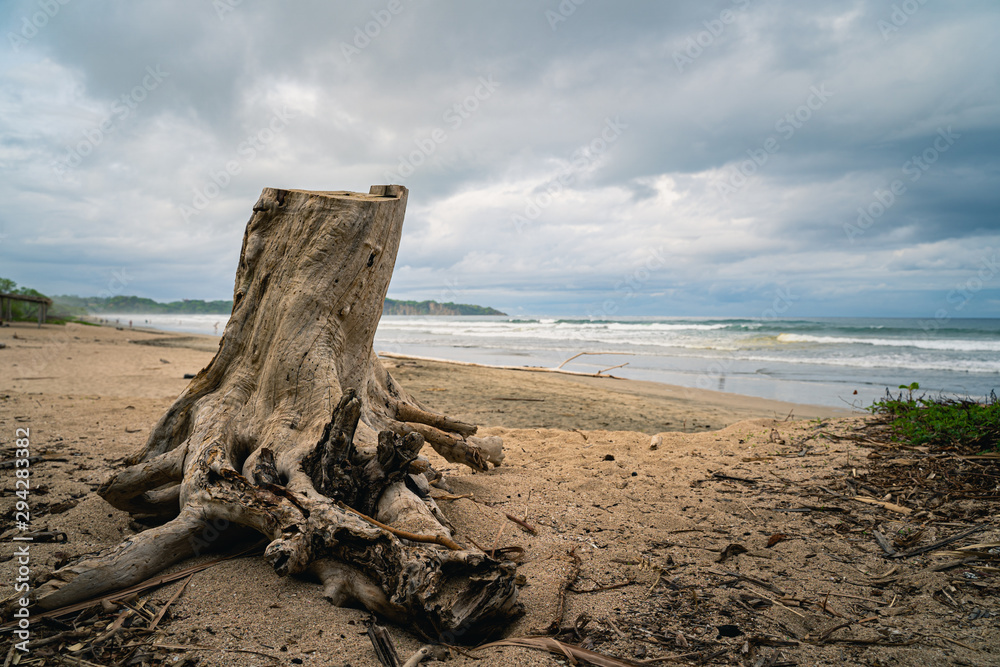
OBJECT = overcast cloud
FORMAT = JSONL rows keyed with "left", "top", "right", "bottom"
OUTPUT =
{"left": 1, "top": 0, "right": 998, "bottom": 317}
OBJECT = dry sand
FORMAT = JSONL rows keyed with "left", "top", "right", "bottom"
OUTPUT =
{"left": 1, "top": 322, "right": 997, "bottom": 666}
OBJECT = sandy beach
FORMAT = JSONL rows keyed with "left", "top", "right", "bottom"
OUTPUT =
{"left": 2, "top": 321, "right": 998, "bottom": 666}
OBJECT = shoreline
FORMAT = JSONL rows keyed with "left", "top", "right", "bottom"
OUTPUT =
{"left": 381, "top": 351, "right": 852, "bottom": 433}
{"left": 72, "top": 313, "right": 1000, "bottom": 411}
{"left": 1, "top": 320, "right": 850, "bottom": 432}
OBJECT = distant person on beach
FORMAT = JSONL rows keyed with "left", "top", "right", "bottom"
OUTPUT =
{"left": 214, "top": 321, "right": 219, "bottom": 335}
{"left": 129, "top": 320, "right": 132, "bottom": 328}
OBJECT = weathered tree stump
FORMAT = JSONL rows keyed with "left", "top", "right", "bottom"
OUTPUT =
{"left": 35, "top": 186, "right": 521, "bottom": 640}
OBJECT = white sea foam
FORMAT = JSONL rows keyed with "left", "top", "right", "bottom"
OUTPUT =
{"left": 776, "top": 333, "right": 1000, "bottom": 352}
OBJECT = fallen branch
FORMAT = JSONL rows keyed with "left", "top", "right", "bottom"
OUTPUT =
{"left": 478, "top": 636, "right": 643, "bottom": 667}
{"left": 505, "top": 513, "right": 537, "bottom": 535}
{"left": 570, "top": 581, "right": 639, "bottom": 594}
{"left": 705, "top": 568, "right": 785, "bottom": 596}
{"left": 850, "top": 496, "right": 913, "bottom": 515}
{"left": 889, "top": 524, "right": 986, "bottom": 559}
{"left": 558, "top": 351, "right": 633, "bottom": 370}
{"left": 532, "top": 548, "right": 581, "bottom": 635}
{"left": 146, "top": 573, "right": 193, "bottom": 632}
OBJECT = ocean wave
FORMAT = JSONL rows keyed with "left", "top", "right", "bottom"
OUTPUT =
{"left": 776, "top": 333, "right": 1000, "bottom": 352}
{"left": 738, "top": 352, "right": 1000, "bottom": 375}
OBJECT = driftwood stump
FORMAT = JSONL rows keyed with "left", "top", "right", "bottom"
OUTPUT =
{"left": 36, "top": 186, "right": 521, "bottom": 640}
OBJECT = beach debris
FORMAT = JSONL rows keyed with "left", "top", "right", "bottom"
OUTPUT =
{"left": 887, "top": 524, "right": 986, "bottom": 559}
{"left": 765, "top": 533, "right": 788, "bottom": 548}
{"left": 649, "top": 434, "right": 662, "bottom": 450}
{"left": 532, "top": 547, "right": 582, "bottom": 635}
{"left": 478, "top": 636, "right": 641, "bottom": 667}
{"left": 401, "top": 644, "right": 442, "bottom": 667}
{"left": 32, "top": 186, "right": 521, "bottom": 643}
{"left": 367, "top": 618, "right": 401, "bottom": 667}
{"left": 0, "top": 545, "right": 257, "bottom": 665}
{"left": 492, "top": 395, "right": 546, "bottom": 402}
{"left": 557, "top": 351, "right": 634, "bottom": 370}
{"left": 695, "top": 471, "right": 760, "bottom": 486}
{"left": 505, "top": 512, "right": 538, "bottom": 535}
{"left": 717, "top": 543, "right": 749, "bottom": 563}
{"left": 469, "top": 434, "right": 505, "bottom": 466}
{"left": 9, "top": 528, "right": 67, "bottom": 542}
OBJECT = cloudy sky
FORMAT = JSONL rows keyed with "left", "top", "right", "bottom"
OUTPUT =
{"left": 1, "top": 0, "right": 998, "bottom": 318}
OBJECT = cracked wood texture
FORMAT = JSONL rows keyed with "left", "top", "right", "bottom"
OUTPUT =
{"left": 34, "top": 186, "right": 521, "bottom": 641}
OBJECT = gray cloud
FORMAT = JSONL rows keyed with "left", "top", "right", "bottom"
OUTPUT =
{"left": 1, "top": 0, "right": 998, "bottom": 316}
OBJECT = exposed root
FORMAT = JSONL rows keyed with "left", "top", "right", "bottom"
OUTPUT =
{"left": 35, "top": 507, "right": 206, "bottom": 609}
{"left": 99, "top": 444, "right": 186, "bottom": 514}
{"left": 391, "top": 420, "right": 490, "bottom": 471}
{"left": 395, "top": 402, "right": 478, "bottom": 438}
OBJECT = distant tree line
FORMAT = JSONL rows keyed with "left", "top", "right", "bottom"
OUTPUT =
{"left": 52, "top": 294, "right": 233, "bottom": 314}
{"left": 382, "top": 299, "right": 506, "bottom": 316}
{"left": 3, "top": 277, "right": 505, "bottom": 320}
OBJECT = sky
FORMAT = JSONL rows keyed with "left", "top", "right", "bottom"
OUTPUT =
{"left": 1, "top": 0, "right": 998, "bottom": 318}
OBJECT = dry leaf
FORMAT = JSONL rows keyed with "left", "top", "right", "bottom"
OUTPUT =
{"left": 766, "top": 533, "right": 788, "bottom": 548}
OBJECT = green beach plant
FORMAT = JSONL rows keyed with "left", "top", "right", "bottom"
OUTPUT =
{"left": 868, "top": 384, "right": 1000, "bottom": 453}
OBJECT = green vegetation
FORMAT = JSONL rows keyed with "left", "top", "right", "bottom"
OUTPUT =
{"left": 868, "top": 382, "right": 1000, "bottom": 453}
{"left": 382, "top": 299, "right": 506, "bottom": 316}
{"left": 53, "top": 295, "right": 233, "bottom": 315}
{"left": 0, "top": 277, "right": 58, "bottom": 321}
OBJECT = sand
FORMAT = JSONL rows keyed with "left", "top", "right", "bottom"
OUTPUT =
{"left": 1, "top": 321, "right": 997, "bottom": 666}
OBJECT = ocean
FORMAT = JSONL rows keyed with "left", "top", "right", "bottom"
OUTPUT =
{"left": 110, "top": 314, "right": 1000, "bottom": 409}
